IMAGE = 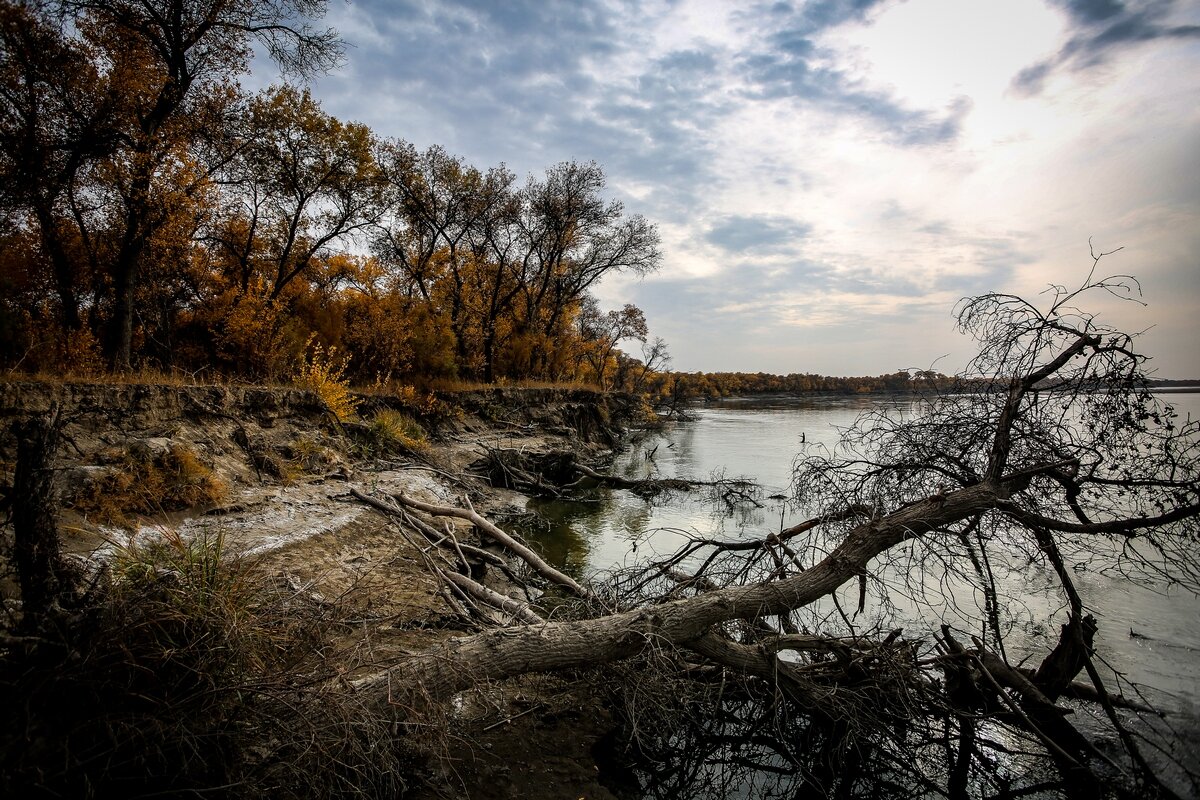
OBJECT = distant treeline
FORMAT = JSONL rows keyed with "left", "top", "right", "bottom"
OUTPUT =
{"left": 650, "top": 370, "right": 960, "bottom": 401}
{"left": 652, "top": 373, "right": 1200, "bottom": 403}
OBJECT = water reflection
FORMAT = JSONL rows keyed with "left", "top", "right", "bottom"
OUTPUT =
{"left": 523, "top": 396, "right": 917, "bottom": 579}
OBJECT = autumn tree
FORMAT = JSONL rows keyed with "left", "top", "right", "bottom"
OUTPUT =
{"left": 373, "top": 143, "right": 515, "bottom": 378}
{"left": 578, "top": 298, "right": 648, "bottom": 389}
{"left": 511, "top": 161, "right": 660, "bottom": 377}
{"left": 209, "top": 85, "right": 383, "bottom": 301}
{"left": 374, "top": 148, "right": 660, "bottom": 383}
{"left": 616, "top": 334, "right": 671, "bottom": 397}
{"left": 0, "top": 1, "right": 118, "bottom": 341}
{"left": 1, "top": 8, "right": 669, "bottom": 384}
{"left": 15, "top": 0, "right": 343, "bottom": 370}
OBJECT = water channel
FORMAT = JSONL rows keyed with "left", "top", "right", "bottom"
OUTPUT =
{"left": 522, "top": 391, "right": 1200, "bottom": 792}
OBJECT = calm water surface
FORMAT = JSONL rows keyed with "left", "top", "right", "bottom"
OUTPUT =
{"left": 526, "top": 392, "right": 1200, "bottom": 740}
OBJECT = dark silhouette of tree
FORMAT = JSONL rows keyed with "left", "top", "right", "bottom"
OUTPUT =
{"left": 0, "top": 1, "right": 118, "bottom": 334}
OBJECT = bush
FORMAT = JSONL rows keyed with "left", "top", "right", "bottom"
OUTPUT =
{"left": 364, "top": 408, "right": 428, "bottom": 455}
{"left": 296, "top": 335, "right": 360, "bottom": 422}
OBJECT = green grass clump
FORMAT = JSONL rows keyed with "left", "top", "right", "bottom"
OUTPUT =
{"left": 364, "top": 408, "right": 429, "bottom": 455}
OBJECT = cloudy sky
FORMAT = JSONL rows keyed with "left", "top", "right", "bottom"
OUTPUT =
{"left": 269, "top": 0, "right": 1200, "bottom": 377}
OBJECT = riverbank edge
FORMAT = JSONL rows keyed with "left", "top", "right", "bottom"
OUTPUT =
{"left": 0, "top": 378, "right": 645, "bottom": 799}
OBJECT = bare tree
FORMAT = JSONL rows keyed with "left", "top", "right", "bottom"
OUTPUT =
{"left": 354, "top": 265, "right": 1199, "bottom": 797}
{"left": 208, "top": 85, "right": 385, "bottom": 300}
{"left": 578, "top": 298, "right": 649, "bottom": 389}
{"left": 373, "top": 142, "right": 518, "bottom": 376}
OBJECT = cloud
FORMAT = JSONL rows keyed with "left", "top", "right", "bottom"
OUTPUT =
{"left": 1013, "top": 0, "right": 1200, "bottom": 94}
{"left": 306, "top": 0, "right": 742, "bottom": 226}
{"left": 732, "top": 0, "right": 972, "bottom": 145}
{"left": 704, "top": 215, "right": 813, "bottom": 254}
{"left": 255, "top": 0, "right": 1200, "bottom": 376}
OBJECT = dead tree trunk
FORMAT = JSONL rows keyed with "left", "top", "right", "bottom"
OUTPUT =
{"left": 12, "top": 406, "right": 70, "bottom": 626}
{"left": 356, "top": 478, "right": 1013, "bottom": 713}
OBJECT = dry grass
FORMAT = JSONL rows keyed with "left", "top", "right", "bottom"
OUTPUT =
{"left": 415, "top": 376, "right": 601, "bottom": 393}
{"left": 0, "top": 528, "right": 417, "bottom": 799}
{"left": 2, "top": 369, "right": 604, "bottom": 404}
{"left": 69, "top": 442, "right": 227, "bottom": 527}
{"left": 1, "top": 365, "right": 240, "bottom": 387}
{"left": 360, "top": 408, "right": 429, "bottom": 455}
{"left": 295, "top": 337, "right": 361, "bottom": 422}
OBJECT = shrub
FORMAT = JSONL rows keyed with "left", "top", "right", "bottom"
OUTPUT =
{"left": 0, "top": 528, "right": 414, "bottom": 799}
{"left": 364, "top": 408, "right": 428, "bottom": 454}
{"left": 286, "top": 432, "right": 342, "bottom": 473}
{"left": 296, "top": 334, "right": 360, "bottom": 422}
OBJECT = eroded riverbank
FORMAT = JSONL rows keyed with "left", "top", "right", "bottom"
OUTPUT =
{"left": 0, "top": 380, "right": 643, "bottom": 799}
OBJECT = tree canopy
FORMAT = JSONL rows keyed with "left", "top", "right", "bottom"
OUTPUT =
{"left": 0, "top": 0, "right": 662, "bottom": 386}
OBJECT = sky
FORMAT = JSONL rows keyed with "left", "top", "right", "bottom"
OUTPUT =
{"left": 261, "top": 0, "right": 1200, "bottom": 378}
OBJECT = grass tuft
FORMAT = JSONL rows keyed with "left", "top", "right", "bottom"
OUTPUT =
{"left": 364, "top": 408, "right": 429, "bottom": 454}
{"left": 0, "top": 528, "right": 416, "bottom": 799}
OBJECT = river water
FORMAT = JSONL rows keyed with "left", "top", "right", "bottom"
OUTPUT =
{"left": 524, "top": 391, "right": 1200, "bottom": 787}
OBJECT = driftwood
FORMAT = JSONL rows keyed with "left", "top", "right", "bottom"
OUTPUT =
{"left": 353, "top": 478, "right": 1017, "bottom": 710}
{"left": 1035, "top": 613, "right": 1099, "bottom": 700}
{"left": 350, "top": 489, "right": 508, "bottom": 572}
{"left": 355, "top": 489, "right": 547, "bottom": 627}
{"left": 442, "top": 572, "right": 543, "bottom": 625}
{"left": 247, "top": 278, "right": 1200, "bottom": 792}
{"left": 388, "top": 491, "right": 594, "bottom": 602}
{"left": 350, "top": 485, "right": 597, "bottom": 634}
{"left": 471, "top": 446, "right": 754, "bottom": 502}
{"left": 351, "top": 471, "right": 1175, "bottom": 799}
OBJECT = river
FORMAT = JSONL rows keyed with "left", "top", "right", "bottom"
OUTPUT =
{"left": 523, "top": 390, "right": 1200, "bottom": 793}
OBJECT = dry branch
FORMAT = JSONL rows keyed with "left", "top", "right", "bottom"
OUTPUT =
{"left": 350, "top": 487, "right": 594, "bottom": 602}
{"left": 442, "top": 572, "right": 544, "bottom": 625}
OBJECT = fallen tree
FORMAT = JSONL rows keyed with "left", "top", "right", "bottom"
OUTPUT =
{"left": 470, "top": 444, "right": 755, "bottom": 500}
{"left": 352, "top": 266, "right": 1200, "bottom": 798}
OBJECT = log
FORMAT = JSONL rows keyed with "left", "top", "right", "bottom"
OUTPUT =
{"left": 12, "top": 406, "right": 72, "bottom": 624}
{"left": 354, "top": 490, "right": 509, "bottom": 571}
{"left": 1035, "top": 614, "right": 1098, "bottom": 701}
{"left": 442, "top": 572, "right": 544, "bottom": 626}
{"left": 355, "top": 478, "right": 1011, "bottom": 712}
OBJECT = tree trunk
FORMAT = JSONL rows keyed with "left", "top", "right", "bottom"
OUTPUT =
{"left": 357, "top": 480, "right": 1011, "bottom": 713}
{"left": 107, "top": 256, "right": 138, "bottom": 370}
{"left": 33, "top": 205, "right": 82, "bottom": 332}
{"left": 12, "top": 407, "right": 69, "bottom": 625}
